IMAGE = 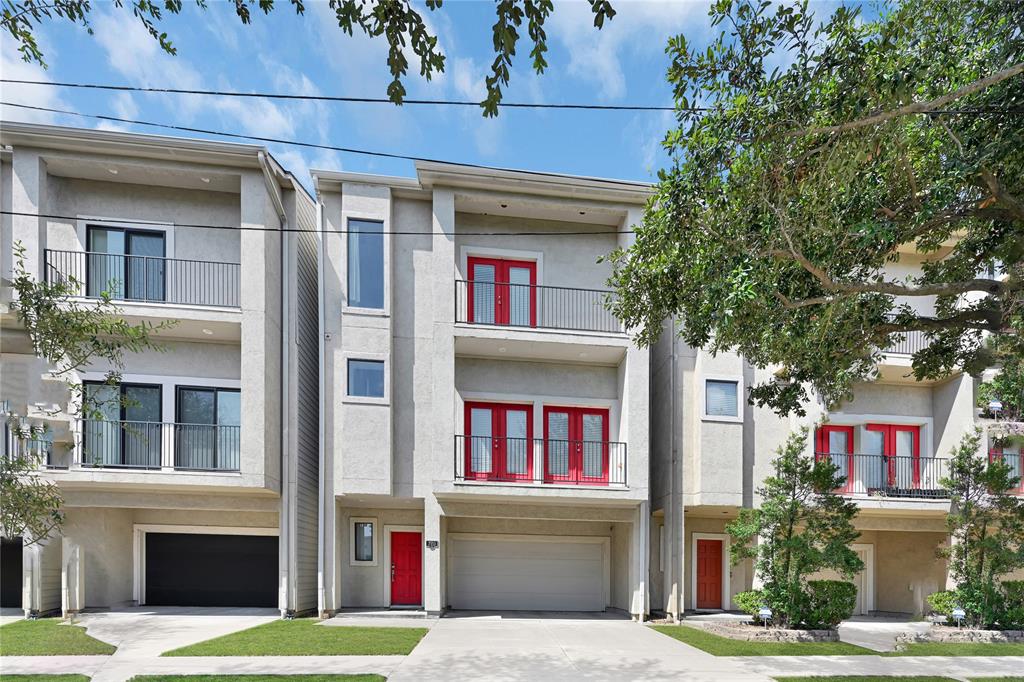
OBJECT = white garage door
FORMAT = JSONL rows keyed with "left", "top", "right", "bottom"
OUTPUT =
{"left": 447, "top": 535, "right": 607, "bottom": 611}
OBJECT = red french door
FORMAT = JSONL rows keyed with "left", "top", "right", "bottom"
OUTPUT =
{"left": 989, "top": 444, "right": 1024, "bottom": 492}
{"left": 464, "top": 401, "right": 533, "bottom": 481}
{"left": 543, "top": 406, "right": 609, "bottom": 485}
{"left": 867, "top": 424, "right": 921, "bottom": 488}
{"left": 390, "top": 531, "right": 422, "bottom": 606}
{"left": 467, "top": 256, "right": 537, "bottom": 327}
{"left": 815, "top": 425, "right": 855, "bottom": 492}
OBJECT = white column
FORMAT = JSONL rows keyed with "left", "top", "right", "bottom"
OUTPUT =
{"left": 61, "top": 538, "right": 84, "bottom": 615}
{"left": 7, "top": 151, "right": 45, "bottom": 285}
{"left": 424, "top": 494, "right": 443, "bottom": 614}
{"left": 630, "top": 501, "right": 650, "bottom": 620}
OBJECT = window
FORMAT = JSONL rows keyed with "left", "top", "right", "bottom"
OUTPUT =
{"left": 704, "top": 379, "right": 740, "bottom": 420}
{"left": 350, "top": 518, "right": 377, "bottom": 565}
{"left": 82, "top": 381, "right": 162, "bottom": 467}
{"left": 466, "top": 256, "right": 537, "bottom": 327}
{"left": 87, "top": 226, "right": 166, "bottom": 302}
{"left": 347, "top": 360, "right": 385, "bottom": 398}
{"left": 175, "top": 387, "right": 241, "bottom": 470}
{"left": 347, "top": 219, "right": 384, "bottom": 309}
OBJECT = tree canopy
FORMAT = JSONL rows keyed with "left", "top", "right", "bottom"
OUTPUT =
{"left": 608, "top": 0, "right": 1024, "bottom": 415}
{"left": 0, "top": 0, "right": 616, "bottom": 116}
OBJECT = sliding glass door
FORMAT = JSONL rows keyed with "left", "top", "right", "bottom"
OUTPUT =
{"left": 175, "top": 387, "right": 241, "bottom": 470}
{"left": 82, "top": 382, "right": 162, "bottom": 467}
{"left": 87, "top": 226, "right": 166, "bottom": 302}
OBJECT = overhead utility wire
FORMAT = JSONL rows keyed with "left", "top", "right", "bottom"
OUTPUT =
{"left": 4, "top": 80, "right": 1024, "bottom": 115}
{"left": 0, "top": 102, "right": 652, "bottom": 187}
{"left": 0, "top": 79, "right": 680, "bottom": 111}
{"left": 0, "top": 211, "right": 635, "bottom": 237}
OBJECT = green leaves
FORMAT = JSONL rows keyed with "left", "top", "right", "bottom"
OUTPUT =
{"left": 727, "top": 428, "right": 862, "bottom": 628}
{"left": 609, "top": 0, "right": 1024, "bottom": 415}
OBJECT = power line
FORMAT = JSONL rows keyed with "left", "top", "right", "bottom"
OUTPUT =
{"left": 0, "top": 211, "right": 635, "bottom": 237}
{"left": 0, "top": 101, "right": 653, "bottom": 187}
{"left": 0, "top": 79, "right": 681, "bottom": 112}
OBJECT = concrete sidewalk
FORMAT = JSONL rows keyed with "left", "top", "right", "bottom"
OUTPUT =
{"left": 733, "top": 654, "right": 1024, "bottom": 681}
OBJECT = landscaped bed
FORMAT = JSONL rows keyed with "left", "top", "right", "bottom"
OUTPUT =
{"left": 161, "top": 620, "right": 428, "bottom": 656}
{"left": 649, "top": 624, "right": 874, "bottom": 656}
{"left": 0, "top": 619, "right": 116, "bottom": 656}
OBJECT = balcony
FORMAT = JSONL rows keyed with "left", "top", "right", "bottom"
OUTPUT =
{"left": 990, "top": 450, "right": 1024, "bottom": 495}
{"left": 455, "top": 279, "right": 622, "bottom": 334}
{"left": 45, "top": 250, "right": 241, "bottom": 308}
{"left": 454, "top": 435, "right": 626, "bottom": 486}
{"left": 78, "top": 420, "right": 240, "bottom": 472}
{"left": 883, "top": 329, "right": 931, "bottom": 356}
{"left": 815, "top": 452, "right": 950, "bottom": 499}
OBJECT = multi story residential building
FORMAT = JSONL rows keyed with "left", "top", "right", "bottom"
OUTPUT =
{"left": 650, "top": 240, "right": 990, "bottom": 620}
{"left": 0, "top": 123, "right": 320, "bottom": 618}
{"left": 313, "top": 162, "right": 652, "bottom": 618}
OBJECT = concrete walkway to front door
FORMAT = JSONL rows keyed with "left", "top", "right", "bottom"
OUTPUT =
{"left": 388, "top": 611, "right": 767, "bottom": 681}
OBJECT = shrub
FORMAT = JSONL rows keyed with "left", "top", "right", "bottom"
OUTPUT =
{"left": 803, "top": 580, "right": 857, "bottom": 629}
{"left": 926, "top": 590, "right": 960, "bottom": 624}
{"left": 1001, "top": 581, "right": 1024, "bottom": 629}
{"left": 733, "top": 590, "right": 766, "bottom": 619}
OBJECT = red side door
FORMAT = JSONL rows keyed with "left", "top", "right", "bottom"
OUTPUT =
{"left": 467, "top": 256, "right": 537, "bottom": 327}
{"left": 815, "top": 425, "right": 855, "bottom": 492}
{"left": 696, "top": 539, "right": 723, "bottom": 609}
{"left": 464, "top": 401, "right": 533, "bottom": 481}
{"left": 390, "top": 531, "right": 422, "bottom": 606}
{"left": 543, "top": 406, "right": 609, "bottom": 485}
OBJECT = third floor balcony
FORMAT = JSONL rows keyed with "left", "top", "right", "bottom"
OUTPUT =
{"left": 454, "top": 278, "right": 622, "bottom": 334}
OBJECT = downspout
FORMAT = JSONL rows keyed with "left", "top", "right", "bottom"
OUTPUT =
{"left": 258, "top": 151, "right": 291, "bottom": 617}
{"left": 671, "top": 316, "right": 679, "bottom": 622}
{"left": 313, "top": 179, "right": 327, "bottom": 617}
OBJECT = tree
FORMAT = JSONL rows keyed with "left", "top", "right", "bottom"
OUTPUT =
{"left": 939, "top": 430, "right": 1024, "bottom": 628}
{"left": 1, "top": 244, "right": 167, "bottom": 545}
{"left": 978, "top": 338, "right": 1024, "bottom": 422}
{"left": 607, "top": 0, "right": 1024, "bottom": 416}
{"left": 727, "top": 428, "right": 862, "bottom": 628}
{"left": 0, "top": 0, "right": 616, "bottom": 117}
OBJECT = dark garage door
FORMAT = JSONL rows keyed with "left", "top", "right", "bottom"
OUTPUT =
{"left": 145, "top": 533, "right": 277, "bottom": 607}
{"left": 1, "top": 537, "right": 22, "bottom": 608}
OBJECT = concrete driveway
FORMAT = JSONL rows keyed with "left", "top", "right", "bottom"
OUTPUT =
{"left": 388, "top": 612, "right": 769, "bottom": 682}
{"left": 74, "top": 606, "right": 279, "bottom": 656}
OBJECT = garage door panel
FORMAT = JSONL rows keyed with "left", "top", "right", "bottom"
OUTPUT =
{"left": 145, "top": 532, "right": 276, "bottom": 608}
{"left": 448, "top": 536, "right": 606, "bottom": 612}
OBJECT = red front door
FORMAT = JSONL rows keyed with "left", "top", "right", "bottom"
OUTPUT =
{"left": 696, "top": 539, "right": 723, "bottom": 610}
{"left": 390, "top": 532, "right": 422, "bottom": 606}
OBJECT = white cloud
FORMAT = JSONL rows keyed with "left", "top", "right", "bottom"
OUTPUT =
{"left": 548, "top": 0, "right": 710, "bottom": 100}
{"left": 0, "top": 40, "right": 73, "bottom": 124}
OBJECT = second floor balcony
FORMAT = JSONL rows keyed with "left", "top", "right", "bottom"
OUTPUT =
{"left": 455, "top": 278, "right": 622, "bottom": 334}
{"left": 454, "top": 435, "right": 626, "bottom": 487}
{"left": 77, "top": 419, "right": 240, "bottom": 472}
{"left": 45, "top": 249, "right": 241, "bottom": 309}
{"left": 816, "top": 451, "right": 950, "bottom": 499}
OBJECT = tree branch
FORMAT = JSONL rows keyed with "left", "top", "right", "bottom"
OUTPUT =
{"left": 788, "top": 62, "right": 1024, "bottom": 137}
{"left": 979, "top": 168, "right": 1024, "bottom": 222}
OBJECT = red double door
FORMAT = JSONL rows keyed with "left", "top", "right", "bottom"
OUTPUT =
{"left": 817, "top": 424, "right": 921, "bottom": 489}
{"left": 464, "top": 402, "right": 533, "bottom": 481}
{"left": 543, "top": 406, "right": 609, "bottom": 485}
{"left": 467, "top": 257, "right": 537, "bottom": 327}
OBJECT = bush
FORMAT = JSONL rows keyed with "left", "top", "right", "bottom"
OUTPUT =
{"left": 733, "top": 590, "right": 766, "bottom": 619}
{"left": 926, "top": 590, "right": 960, "bottom": 624}
{"left": 1001, "top": 581, "right": 1024, "bottom": 629}
{"left": 803, "top": 580, "right": 857, "bottom": 629}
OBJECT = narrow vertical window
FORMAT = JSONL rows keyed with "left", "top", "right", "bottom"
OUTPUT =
{"left": 347, "top": 219, "right": 384, "bottom": 309}
{"left": 352, "top": 519, "right": 375, "bottom": 564}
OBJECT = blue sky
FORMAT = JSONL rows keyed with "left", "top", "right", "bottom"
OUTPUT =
{"left": 0, "top": 0, "right": 730, "bottom": 188}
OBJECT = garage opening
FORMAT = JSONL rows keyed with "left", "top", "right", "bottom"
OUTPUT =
{"left": 145, "top": 532, "right": 277, "bottom": 607}
{"left": 447, "top": 534, "right": 607, "bottom": 611}
{"left": 1, "top": 537, "right": 22, "bottom": 608}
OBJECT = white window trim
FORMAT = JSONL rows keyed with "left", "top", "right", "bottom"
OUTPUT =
{"left": 341, "top": 214, "right": 390, "bottom": 316}
{"left": 382, "top": 525, "right": 425, "bottom": 606}
{"left": 691, "top": 532, "right": 730, "bottom": 612}
{"left": 459, "top": 245, "right": 545, "bottom": 286}
{"left": 701, "top": 375, "right": 744, "bottom": 423}
{"left": 349, "top": 516, "right": 378, "bottom": 566}
{"left": 823, "top": 413, "right": 934, "bottom": 459}
{"left": 132, "top": 524, "right": 277, "bottom": 604}
{"left": 342, "top": 351, "right": 390, "bottom": 406}
{"left": 78, "top": 371, "right": 241, "bottom": 425}
{"left": 76, "top": 216, "right": 176, "bottom": 259}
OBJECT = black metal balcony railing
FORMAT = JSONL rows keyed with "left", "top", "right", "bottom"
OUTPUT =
{"left": 454, "top": 435, "right": 626, "bottom": 486}
{"left": 815, "top": 452, "right": 950, "bottom": 499}
{"left": 455, "top": 280, "right": 622, "bottom": 334}
{"left": 882, "top": 315, "right": 932, "bottom": 356}
{"left": 79, "top": 420, "right": 240, "bottom": 472}
{"left": 45, "top": 250, "right": 241, "bottom": 308}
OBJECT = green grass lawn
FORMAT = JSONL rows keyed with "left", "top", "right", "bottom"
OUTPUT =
{"left": 131, "top": 677, "right": 385, "bottom": 682}
{"left": 887, "top": 642, "right": 1024, "bottom": 656}
{"left": 129, "top": 671, "right": 385, "bottom": 675}
{"left": 162, "top": 620, "right": 428, "bottom": 656}
{"left": 650, "top": 625, "right": 875, "bottom": 656}
{"left": 0, "top": 619, "right": 116, "bottom": 656}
